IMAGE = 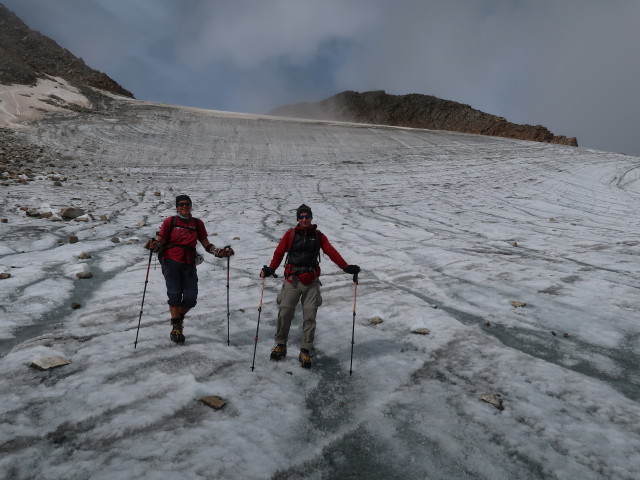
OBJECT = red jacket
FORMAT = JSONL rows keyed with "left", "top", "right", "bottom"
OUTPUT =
{"left": 269, "top": 224, "right": 348, "bottom": 281}
{"left": 159, "top": 215, "right": 207, "bottom": 264}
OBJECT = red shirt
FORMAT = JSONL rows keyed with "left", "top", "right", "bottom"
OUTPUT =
{"left": 269, "top": 224, "right": 348, "bottom": 281}
{"left": 159, "top": 215, "right": 207, "bottom": 264}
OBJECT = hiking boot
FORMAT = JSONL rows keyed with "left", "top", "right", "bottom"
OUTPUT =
{"left": 270, "top": 344, "right": 287, "bottom": 361}
{"left": 170, "top": 320, "right": 185, "bottom": 344}
{"left": 298, "top": 348, "right": 312, "bottom": 369}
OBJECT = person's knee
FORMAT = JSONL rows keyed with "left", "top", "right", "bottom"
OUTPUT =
{"left": 167, "top": 294, "right": 182, "bottom": 306}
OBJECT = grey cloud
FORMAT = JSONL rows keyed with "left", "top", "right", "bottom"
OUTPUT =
{"left": 3, "top": 0, "right": 640, "bottom": 154}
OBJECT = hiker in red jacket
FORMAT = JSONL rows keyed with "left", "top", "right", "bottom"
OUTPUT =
{"left": 261, "top": 204, "right": 360, "bottom": 368}
{"left": 146, "top": 194, "right": 234, "bottom": 344}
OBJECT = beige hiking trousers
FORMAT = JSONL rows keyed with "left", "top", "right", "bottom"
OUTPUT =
{"left": 275, "top": 277, "right": 323, "bottom": 352}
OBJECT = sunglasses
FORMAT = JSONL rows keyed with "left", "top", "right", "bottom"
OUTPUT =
{"left": 177, "top": 202, "right": 192, "bottom": 207}
{"left": 297, "top": 214, "right": 312, "bottom": 219}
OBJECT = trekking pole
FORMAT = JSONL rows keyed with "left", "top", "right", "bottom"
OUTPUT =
{"left": 349, "top": 271, "right": 359, "bottom": 376}
{"left": 226, "top": 250, "right": 231, "bottom": 346}
{"left": 250, "top": 275, "right": 266, "bottom": 371}
{"left": 134, "top": 247, "right": 154, "bottom": 349}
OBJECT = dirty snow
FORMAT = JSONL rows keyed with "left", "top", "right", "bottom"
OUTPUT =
{"left": 0, "top": 98, "right": 639, "bottom": 479}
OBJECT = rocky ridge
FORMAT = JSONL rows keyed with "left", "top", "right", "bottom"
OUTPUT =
{"left": 269, "top": 90, "right": 578, "bottom": 146}
{"left": 0, "top": 3, "right": 132, "bottom": 98}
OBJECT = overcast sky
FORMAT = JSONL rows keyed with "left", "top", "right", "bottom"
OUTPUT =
{"left": 3, "top": 0, "right": 640, "bottom": 155}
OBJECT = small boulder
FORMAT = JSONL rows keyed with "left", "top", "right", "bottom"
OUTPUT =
{"left": 76, "top": 271, "right": 93, "bottom": 279}
{"left": 59, "top": 207, "right": 85, "bottom": 220}
{"left": 110, "top": 237, "right": 120, "bottom": 243}
{"left": 78, "top": 251, "right": 92, "bottom": 259}
{"left": 30, "top": 356, "right": 71, "bottom": 371}
{"left": 199, "top": 395, "right": 226, "bottom": 410}
{"left": 71, "top": 302, "right": 82, "bottom": 309}
{"left": 0, "top": 272, "right": 11, "bottom": 279}
{"left": 411, "top": 328, "right": 430, "bottom": 335}
{"left": 510, "top": 301, "right": 526, "bottom": 308}
{"left": 479, "top": 393, "right": 504, "bottom": 411}
{"left": 368, "top": 316, "right": 384, "bottom": 325}
{"left": 69, "top": 235, "right": 80, "bottom": 244}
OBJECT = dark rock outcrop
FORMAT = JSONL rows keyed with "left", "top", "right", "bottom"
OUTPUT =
{"left": 269, "top": 90, "right": 578, "bottom": 146}
{"left": 0, "top": 3, "right": 133, "bottom": 98}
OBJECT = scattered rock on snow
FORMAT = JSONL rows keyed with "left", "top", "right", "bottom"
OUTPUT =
{"left": 199, "top": 395, "right": 226, "bottom": 410}
{"left": 110, "top": 237, "right": 120, "bottom": 243}
{"left": 411, "top": 328, "right": 430, "bottom": 335}
{"left": 78, "top": 251, "right": 92, "bottom": 259}
{"left": 69, "top": 235, "right": 79, "bottom": 244}
{"left": 71, "top": 302, "right": 81, "bottom": 309}
{"left": 508, "top": 241, "right": 518, "bottom": 247}
{"left": 30, "top": 356, "right": 71, "bottom": 371}
{"left": 510, "top": 301, "right": 526, "bottom": 308}
{"left": 0, "top": 272, "right": 11, "bottom": 279}
{"left": 76, "top": 271, "right": 93, "bottom": 279}
{"left": 59, "top": 207, "right": 85, "bottom": 220}
{"left": 368, "top": 316, "right": 383, "bottom": 325}
{"left": 479, "top": 393, "right": 504, "bottom": 411}
{"left": 136, "top": 221, "right": 146, "bottom": 227}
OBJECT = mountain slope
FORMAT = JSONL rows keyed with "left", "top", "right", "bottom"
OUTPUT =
{"left": 0, "top": 3, "right": 132, "bottom": 97}
{"left": 269, "top": 89, "right": 578, "bottom": 146}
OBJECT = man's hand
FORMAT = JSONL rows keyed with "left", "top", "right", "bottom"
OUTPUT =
{"left": 344, "top": 265, "right": 360, "bottom": 275}
{"left": 261, "top": 266, "right": 276, "bottom": 278}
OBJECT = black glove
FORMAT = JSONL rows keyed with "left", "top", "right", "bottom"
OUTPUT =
{"left": 261, "top": 265, "right": 276, "bottom": 277}
{"left": 344, "top": 265, "right": 360, "bottom": 275}
{"left": 145, "top": 239, "right": 163, "bottom": 254}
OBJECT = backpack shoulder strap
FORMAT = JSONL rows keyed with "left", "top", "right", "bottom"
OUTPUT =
{"left": 314, "top": 229, "right": 322, "bottom": 264}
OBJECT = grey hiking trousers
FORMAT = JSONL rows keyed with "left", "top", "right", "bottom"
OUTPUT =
{"left": 275, "top": 277, "right": 323, "bottom": 352}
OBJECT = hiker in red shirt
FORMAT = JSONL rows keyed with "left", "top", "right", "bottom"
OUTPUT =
{"left": 147, "top": 195, "right": 234, "bottom": 343}
{"left": 261, "top": 204, "right": 360, "bottom": 368}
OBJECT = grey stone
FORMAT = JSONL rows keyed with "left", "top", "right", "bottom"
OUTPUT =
{"left": 59, "top": 207, "right": 85, "bottom": 220}
{"left": 479, "top": 393, "right": 504, "bottom": 411}
{"left": 30, "top": 356, "right": 71, "bottom": 371}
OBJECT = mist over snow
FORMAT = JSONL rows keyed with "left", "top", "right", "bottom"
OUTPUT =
{"left": 1, "top": 97, "right": 640, "bottom": 479}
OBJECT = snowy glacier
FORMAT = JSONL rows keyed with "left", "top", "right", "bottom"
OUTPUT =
{"left": 0, "top": 99, "right": 639, "bottom": 479}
